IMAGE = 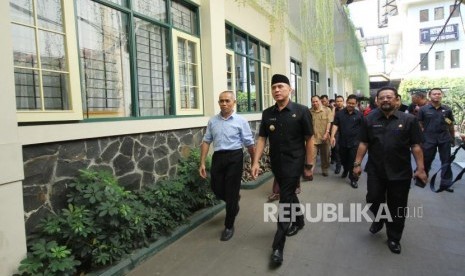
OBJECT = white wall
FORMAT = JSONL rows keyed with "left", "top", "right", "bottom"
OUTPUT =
{"left": 401, "top": 0, "right": 465, "bottom": 79}
{"left": 0, "top": 1, "right": 27, "bottom": 274}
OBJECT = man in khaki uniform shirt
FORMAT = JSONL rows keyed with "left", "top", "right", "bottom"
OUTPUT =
{"left": 310, "top": 95, "right": 333, "bottom": 176}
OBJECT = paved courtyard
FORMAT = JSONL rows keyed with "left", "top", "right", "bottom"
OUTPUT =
{"left": 128, "top": 149, "right": 465, "bottom": 276}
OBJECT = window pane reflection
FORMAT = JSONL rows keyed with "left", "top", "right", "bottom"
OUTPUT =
{"left": 37, "top": 0, "right": 63, "bottom": 32}
{"left": 133, "top": 0, "right": 166, "bottom": 22}
{"left": 10, "top": 0, "right": 34, "bottom": 25}
{"left": 39, "top": 30, "right": 66, "bottom": 71}
{"left": 134, "top": 18, "right": 171, "bottom": 116}
{"left": 77, "top": 0, "right": 131, "bottom": 118}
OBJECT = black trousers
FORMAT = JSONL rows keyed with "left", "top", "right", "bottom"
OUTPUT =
{"left": 272, "top": 176, "right": 303, "bottom": 251}
{"left": 339, "top": 146, "right": 358, "bottom": 181}
{"left": 366, "top": 174, "right": 410, "bottom": 242}
{"left": 423, "top": 142, "right": 452, "bottom": 186}
{"left": 331, "top": 136, "right": 341, "bottom": 166}
{"left": 211, "top": 149, "right": 243, "bottom": 229}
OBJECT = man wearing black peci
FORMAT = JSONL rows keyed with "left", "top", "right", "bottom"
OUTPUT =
{"left": 251, "top": 74, "right": 314, "bottom": 265}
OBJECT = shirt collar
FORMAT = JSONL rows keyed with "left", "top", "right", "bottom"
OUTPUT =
{"left": 374, "top": 108, "right": 400, "bottom": 120}
{"left": 272, "top": 100, "right": 295, "bottom": 113}
{"left": 218, "top": 111, "right": 236, "bottom": 120}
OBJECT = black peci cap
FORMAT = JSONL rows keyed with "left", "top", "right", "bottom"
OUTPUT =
{"left": 271, "top": 74, "right": 290, "bottom": 86}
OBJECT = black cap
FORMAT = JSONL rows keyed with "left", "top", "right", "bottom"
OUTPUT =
{"left": 271, "top": 74, "right": 290, "bottom": 86}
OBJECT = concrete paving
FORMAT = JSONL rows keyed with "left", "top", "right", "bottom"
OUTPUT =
{"left": 128, "top": 151, "right": 465, "bottom": 276}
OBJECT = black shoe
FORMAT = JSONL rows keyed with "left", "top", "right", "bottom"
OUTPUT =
{"left": 286, "top": 224, "right": 304, "bottom": 236}
{"left": 341, "top": 170, "right": 348, "bottom": 178}
{"left": 387, "top": 240, "right": 401, "bottom": 254}
{"left": 220, "top": 227, "right": 234, "bottom": 241}
{"left": 369, "top": 221, "right": 384, "bottom": 234}
{"left": 271, "top": 249, "right": 283, "bottom": 265}
{"left": 444, "top": 187, "right": 454, "bottom": 193}
{"left": 322, "top": 172, "right": 329, "bottom": 177}
{"left": 334, "top": 165, "right": 341, "bottom": 174}
{"left": 350, "top": 180, "right": 358, "bottom": 189}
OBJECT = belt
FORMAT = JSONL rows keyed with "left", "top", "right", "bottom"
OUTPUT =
{"left": 214, "top": 149, "right": 242, "bottom": 154}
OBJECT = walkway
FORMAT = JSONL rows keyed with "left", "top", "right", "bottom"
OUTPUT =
{"left": 128, "top": 150, "right": 465, "bottom": 276}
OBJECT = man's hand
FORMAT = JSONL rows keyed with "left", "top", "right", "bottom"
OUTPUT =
{"left": 353, "top": 166, "right": 362, "bottom": 179}
{"left": 330, "top": 137, "right": 336, "bottom": 148}
{"left": 199, "top": 164, "right": 207, "bottom": 179}
{"left": 303, "top": 167, "right": 314, "bottom": 181}
{"left": 414, "top": 168, "right": 428, "bottom": 185}
{"left": 251, "top": 162, "right": 261, "bottom": 180}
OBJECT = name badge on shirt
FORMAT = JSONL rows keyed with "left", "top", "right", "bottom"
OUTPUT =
{"left": 445, "top": 118, "right": 452, "bottom": 125}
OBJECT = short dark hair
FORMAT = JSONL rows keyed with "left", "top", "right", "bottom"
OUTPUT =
{"left": 335, "top": 95, "right": 344, "bottom": 101}
{"left": 311, "top": 95, "right": 320, "bottom": 101}
{"left": 320, "top": 95, "right": 329, "bottom": 100}
{"left": 428, "top": 87, "right": 443, "bottom": 95}
{"left": 347, "top": 94, "right": 358, "bottom": 102}
{"left": 376, "top": 86, "right": 398, "bottom": 98}
{"left": 412, "top": 91, "right": 427, "bottom": 98}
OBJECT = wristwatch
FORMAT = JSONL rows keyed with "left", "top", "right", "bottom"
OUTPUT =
{"left": 304, "top": 163, "right": 314, "bottom": 170}
{"left": 353, "top": 161, "right": 361, "bottom": 167}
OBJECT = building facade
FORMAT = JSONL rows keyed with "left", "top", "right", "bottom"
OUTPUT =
{"left": 389, "top": 0, "right": 464, "bottom": 80}
{"left": 0, "top": 0, "right": 367, "bottom": 273}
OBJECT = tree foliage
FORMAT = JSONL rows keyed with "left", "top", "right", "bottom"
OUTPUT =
{"left": 398, "top": 77, "right": 465, "bottom": 131}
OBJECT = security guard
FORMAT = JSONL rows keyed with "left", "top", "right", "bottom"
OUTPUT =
{"left": 353, "top": 86, "right": 427, "bottom": 254}
{"left": 251, "top": 74, "right": 314, "bottom": 265}
{"left": 417, "top": 88, "right": 455, "bottom": 192}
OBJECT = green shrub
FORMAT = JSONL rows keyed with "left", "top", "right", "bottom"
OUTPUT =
{"left": 18, "top": 148, "right": 218, "bottom": 275}
{"left": 17, "top": 239, "right": 80, "bottom": 276}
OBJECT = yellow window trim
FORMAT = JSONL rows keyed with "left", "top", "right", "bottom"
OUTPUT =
{"left": 226, "top": 49, "right": 235, "bottom": 92}
{"left": 17, "top": 0, "right": 83, "bottom": 123}
{"left": 172, "top": 29, "right": 203, "bottom": 116}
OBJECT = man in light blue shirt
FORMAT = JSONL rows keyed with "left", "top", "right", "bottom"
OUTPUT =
{"left": 199, "top": 91, "right": 255, "bottom": 241}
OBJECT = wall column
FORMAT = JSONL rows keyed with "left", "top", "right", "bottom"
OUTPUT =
{"left": 0, "top": 1, "right": 27, "bottom": 275}
{"left": 199, "top": 0, "right": 227, "bottom": 116}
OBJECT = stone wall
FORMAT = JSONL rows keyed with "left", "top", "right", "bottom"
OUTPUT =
{"left": 22, "top": 122, "right": 261, "bottom": 234}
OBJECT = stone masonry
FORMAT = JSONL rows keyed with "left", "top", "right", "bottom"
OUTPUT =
{"left": 22, "top": 122, "right": 261, "bottom": 234}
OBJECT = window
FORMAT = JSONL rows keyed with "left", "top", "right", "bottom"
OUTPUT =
{"left": 173, "top": 29, "right": 202, "bottom": 115}
{"left": 262, "top": 65, "right": 272, "bottom": 108}
{"left": 435, "top": 51, "right": 444, "bottom": 70}
{"left": 76, "top": 0, "right": 201, "bottom": 119}
{"left": 226, "top": 24, "right": 270, "bottom": 112}
{"left": 290, "top": 59, "right": 302, "bottom": 103}
{"left": 77, "top": 1, "right": 131, "bottom": 118}
{"left": 226, "top": 49, "right": 235, "bottom": 91}
{"left": 434, "top": 7, "right": 444, "bottom": 20}
{"left": 420, "top": 9, "right": 429, "bottom": 22}
{"left": 310, "top": 69, "right": 319, "bottom": 96}
{"left": 10, "top": 0, "right": 83, "bottom": 122}
{"left": 450, "top": 4, "right": 460, "bottom": 17}
{"left": 11, "top": 0, "right": 201, "bottom": 121}
{"left": 420, "top": 53, "right": 428, "bottom": 71}
{"left": 451, "top": 49, "right": 460, "bottom": 68}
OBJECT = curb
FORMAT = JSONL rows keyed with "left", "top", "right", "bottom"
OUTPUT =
{"left": 241, "top": 171, "right": 274, "bottom": 190}
{"left": 90, "top": 202, "right": 225, "bottom": 276}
